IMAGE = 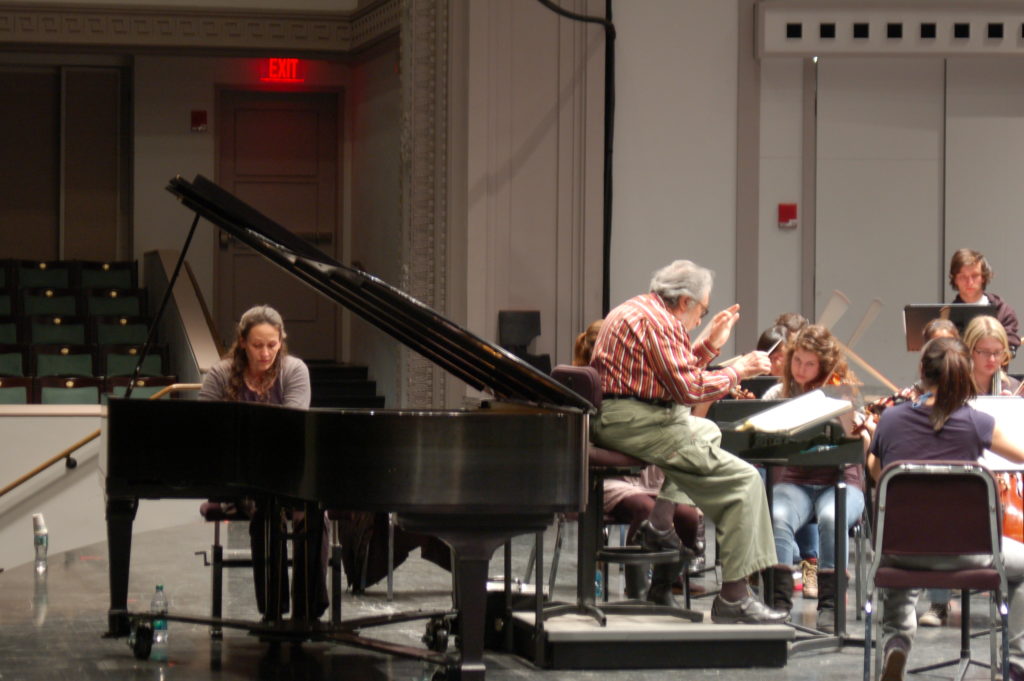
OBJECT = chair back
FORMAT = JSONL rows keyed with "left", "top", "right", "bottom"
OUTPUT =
{"left": 92, "top": 315, "right": 149, "bottom": 345}
{"left": 0, "top": 344, "right": 27, "bottom": 376}
{"left": 31, "top": 344, "right": 97, "bottom": 377}
{"left": 551, "top": 365, "right": 601, "bottom": 408}
{"left": 18, "top": 261, "right": 73, "bottom": 289}
{"left": 86, "top": 289, "right": 144, "bottom": 316}
{"left": 78, "top": 260, "right": 137, "bottom": 289}
{"left": 101, "top": 343, "right": 166, "bottom": 376}
{"left": 104, "top": 375, "right": 177, "bottom": 400}
{"left": 0, "top": 316, "right": 24, "bottom": 344}
{"left": 36, "top": 376, "right": 103, "bottom": 404}
{"left": 28, "top": 315, "right": 87, "bottom": 344}
{"left": 0, "top": 376, "right": 32, "bottom": 404}
{"left": 874, "top": 461, "right": 1000, "bottom": 560}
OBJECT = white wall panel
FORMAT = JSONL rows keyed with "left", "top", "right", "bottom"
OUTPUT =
{"left": 758, "top": 58, "right": 804, "bottom": 333}
{"left": 946, "top": 58, "right": 1024, "bottom": 374}
{"left": 816, "top": 58, "right": 944, "bottom": 390}
{"left": 611, "top": 1, "right": 739, "bottom": 353}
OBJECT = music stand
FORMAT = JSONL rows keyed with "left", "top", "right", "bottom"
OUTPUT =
{"left": 902, "top": 304, "right": 997, "bottom": 351}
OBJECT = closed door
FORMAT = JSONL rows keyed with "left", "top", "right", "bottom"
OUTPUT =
{"left": 216, "top": 89, "right": 340, "bottom": 359}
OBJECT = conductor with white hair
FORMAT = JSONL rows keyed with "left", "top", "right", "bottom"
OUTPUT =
{"left": 589, "top": 259, "right": 784, "bottom": 624}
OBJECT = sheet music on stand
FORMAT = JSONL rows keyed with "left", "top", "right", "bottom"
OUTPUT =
{"left": 974, "top": 395, "right": 1024, "bottom": 471}
{"left": 736, "top": 389, "right": 854, "bottom": 437}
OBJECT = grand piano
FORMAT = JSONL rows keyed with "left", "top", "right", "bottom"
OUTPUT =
{"left": 102, "top": 175, "right": 591, "bottom": 680}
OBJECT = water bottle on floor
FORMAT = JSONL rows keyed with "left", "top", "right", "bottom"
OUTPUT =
{"left": 150, "top": 584, "right": 168, "bottom": 659}
{"left": 32, "top": 514, "right": 48, "bottom": 574}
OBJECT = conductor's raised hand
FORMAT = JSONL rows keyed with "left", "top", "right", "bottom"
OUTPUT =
{"left": 704, "top": 303, "right": 741, "bottom": 350}
{"left": 733, "top": 351, "right": 771, "bottom": 379}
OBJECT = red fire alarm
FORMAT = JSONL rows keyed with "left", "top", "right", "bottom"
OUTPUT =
{"left": 190, "top": 110, "right": 208, "bottom": 133}
{"left": 778, "top": 203, "right": 798, "bottom": 229}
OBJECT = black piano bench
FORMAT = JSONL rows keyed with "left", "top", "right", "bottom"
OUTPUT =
{"left": 196, "top": 501, "right": 253, "bottom": 639}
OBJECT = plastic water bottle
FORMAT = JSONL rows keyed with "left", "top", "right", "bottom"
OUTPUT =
{"left": 594, "top": 570, "right": 604, "bottom": 599}
{"left": 150, "top": 585, "right": 169, "bottom": 649}
{"left": 32, "top": 513, "right": 48, "bottom": 574}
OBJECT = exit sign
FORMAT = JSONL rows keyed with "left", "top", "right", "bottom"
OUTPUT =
{"left": 260, "top": 58, "right": 305, "bottom": 83}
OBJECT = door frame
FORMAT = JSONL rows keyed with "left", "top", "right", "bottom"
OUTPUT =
{"left": 213, "top": 84, "right": 348, "bottom": 360}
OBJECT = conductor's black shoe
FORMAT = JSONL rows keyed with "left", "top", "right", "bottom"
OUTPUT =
{"left": 710, "top": 594, "right": 789, "bottom": 624}
{"left": 636, "top": 520, "right": 682, "bottom": 553}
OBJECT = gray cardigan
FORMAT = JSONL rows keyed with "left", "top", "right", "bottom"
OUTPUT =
{"left": 198, "top": 354, "right": 311, "bottom": 408}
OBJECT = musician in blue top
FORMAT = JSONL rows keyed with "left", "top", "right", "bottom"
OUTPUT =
{"left": 867, "top": 337, "right": 1024, "bottom": 681}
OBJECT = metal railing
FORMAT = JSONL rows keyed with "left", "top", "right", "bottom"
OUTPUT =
{"left": 0, "top": 383, "right": 202, "bottom": 499}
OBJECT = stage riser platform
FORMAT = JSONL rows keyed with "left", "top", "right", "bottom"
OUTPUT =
{"left": 507, "top": 613, "right": 792, "bottom": 670}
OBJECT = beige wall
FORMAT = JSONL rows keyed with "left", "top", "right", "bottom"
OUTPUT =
{"left": 611, "top": 1, "right": 741, "bottom": 355}
{"left": 459, "top": 0, "right": 605, "bottom": 371}
{"left": 347, "top": 46, "right": 402, "bottom": 400}
{"left": 132, "top": 56, "right": 354, "bottom": 331}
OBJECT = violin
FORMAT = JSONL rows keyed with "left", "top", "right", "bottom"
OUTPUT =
{"left": 998, "top": 472, "right": 1024, "bottom": 542}
{"left": 729, "top": 384, "right": 757, "bottom": 400}
{"left": 851, "top": 386, "right": 919, "bottom": 435}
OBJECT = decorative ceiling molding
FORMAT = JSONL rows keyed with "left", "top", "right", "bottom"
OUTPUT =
{"left": 0, "top": 0, "right": 398, "bottom": 54}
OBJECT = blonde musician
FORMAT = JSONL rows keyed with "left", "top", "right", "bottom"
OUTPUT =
{"left": 963, "top": 315, "right": 1020, "bottom": 396}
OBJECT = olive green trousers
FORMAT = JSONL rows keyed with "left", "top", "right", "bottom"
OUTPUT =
{"left": 591, "top": 398, "right": 777, "bottom": 582}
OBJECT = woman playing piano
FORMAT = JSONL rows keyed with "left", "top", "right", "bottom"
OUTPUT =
{"left": 963, "top": 315, "right": 1020, "bottom": 396}
{"left": 761, "top": 324, "right": 865, "bottom": 630}
{"left": 867, "top": 337, "right": 1024, "bottom": 681}
{"left": 199, "top": 304, "right": 328, "bottom": 620}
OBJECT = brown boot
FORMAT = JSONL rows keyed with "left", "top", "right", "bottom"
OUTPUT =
{"left": 767, "top": 565, "right": 794, "bottom": 616}
{"left": 646, "top": 559, "right": 684, "bottom": 607}
{"left": 816, "top": 569, "right": 837, "bottom": 633}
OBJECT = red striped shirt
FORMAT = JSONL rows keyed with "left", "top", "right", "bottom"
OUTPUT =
{"left": 590, "top": 292, "right": 739, "bottom": 404}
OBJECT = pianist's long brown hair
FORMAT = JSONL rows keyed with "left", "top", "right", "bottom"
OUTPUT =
{"left": 225, "top": 305, "right": 289, "bottom": 402}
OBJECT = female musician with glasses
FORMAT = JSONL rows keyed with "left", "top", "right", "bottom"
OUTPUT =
{"left": 963, "top": 315, "right": 1020, "bottom": 396}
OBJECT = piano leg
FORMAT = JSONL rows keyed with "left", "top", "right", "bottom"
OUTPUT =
{"left": 400, "top": 514, "right": 552, "bottom": 681}
{"left": 104, "top": 496, "right": 138, "bottom": 637}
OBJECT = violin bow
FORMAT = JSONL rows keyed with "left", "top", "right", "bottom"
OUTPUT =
{"left": 819, "top": 297, "right": 895, "bottom": 392}
{"left": 847, "top": 298, "right": 883, "bottom": 349}
{"left": 835, "top": 338, "right": 900, "bottom": 394}
{"left": 816, "top": 289, "right": 851, "bottom": 330}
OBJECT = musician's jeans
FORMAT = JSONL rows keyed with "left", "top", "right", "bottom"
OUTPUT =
{"left": 771, "top": 483, "right": 865, "bottom": 570}
{"left": 591, "top": 399, "right": 777, "bottom": 582}
{"left": 881, "top": 538, "right": 1024, "bottom": 668}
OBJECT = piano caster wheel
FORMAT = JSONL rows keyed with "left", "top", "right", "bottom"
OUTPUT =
{"left": 131, "top": 623, "right": 154, "bottom": 660}
{"left": 422, "top": 616, "right": 450, "bottom": 653}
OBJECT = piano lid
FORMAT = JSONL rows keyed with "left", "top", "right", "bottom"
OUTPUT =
{"left": 167, "top": 174, "right": 593, "bottom": 411}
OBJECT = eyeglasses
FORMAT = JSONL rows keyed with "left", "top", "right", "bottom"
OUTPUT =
{"left": 973, "top": 348, "right": 1004, "bottom": 360}
{"left": 695, "top": 300, "right": 709, "bottom": 320}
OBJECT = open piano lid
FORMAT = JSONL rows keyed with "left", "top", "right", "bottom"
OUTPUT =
{"left": 167, "top": 174, "right": 593, "bottom": 412}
